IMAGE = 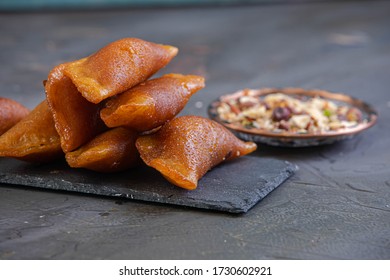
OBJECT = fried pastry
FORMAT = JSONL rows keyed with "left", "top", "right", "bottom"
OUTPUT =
{"left": 100, "top": 74, "right": 205, "bottom": 132}
{"left": 64, "top": 38, "right": 178, "bottom": 104}
{"left": 136, "top": 116, "right": 257, "bottom": 190}
{"left": 66, "top": 127, "right": 139, "bottom": 173}
{"left": 0, "top": 101, "right": 62, "bottom": 162}
{"left": 45, "top": 64, "right": 106, "bottom": 153}
{"left": 0, "top": 97, "right": 30, "bottom": 135}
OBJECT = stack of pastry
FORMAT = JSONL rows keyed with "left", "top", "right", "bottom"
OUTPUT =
{"left": 0, "top": 38, "right": 256, "bottom": 190}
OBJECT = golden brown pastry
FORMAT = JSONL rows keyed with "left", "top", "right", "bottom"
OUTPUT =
{"left": 66, "top": 127, "right": 139, "bottom": 173}
{"left": 100, "top": 74, "right": 205, "bottom": 132}
{"left": 0, "top": 97, "right": 30, "bottom": 135}
{"left": 136, "top": 116, "right": 257, "bottom": 190}
{"left": 0, "top": 101, "right": 62, "bottom": 162}
{"left": 45, "top": 64, "right": 106, "bottom": 153}
{"left": 64, "top": 38, "right": 178, "bottom": 104}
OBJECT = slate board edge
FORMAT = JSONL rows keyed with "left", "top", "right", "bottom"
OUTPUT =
{"left": 0, "top": 161, "right": 298, "bottom": 214}
{"left": 0, "top": 174, "right": 243, "bottom": 213}
{"left": 242, "top": 161, "right": 299, "bottom": 213}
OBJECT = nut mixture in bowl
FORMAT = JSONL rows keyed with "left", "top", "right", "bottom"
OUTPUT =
{"left": 217, "top": 92, "right": 364, "bottom": 134}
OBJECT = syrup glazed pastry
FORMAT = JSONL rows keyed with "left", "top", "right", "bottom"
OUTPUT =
{"left": 0, "top": 101, "right": 62, "bottom": 162}
{"left": 45, "top": 38, "right": 177, "bottom": 152}
{"left": 63, "top": 38, "right": 178, "bottom": 104}
{"left": 45, "top": 64, "right": 107, "bottom": 153}
{"left": 0, "top": 97, "right": 30, "bottom": 136}
{"left": 66, "top": 127, "right": 139, "bottom": 173}
{"left": 0, "top": 37, "right": 258, "bottom": 192}
{"left": 100, "top": 74, "right": 205, "bottom": 132}
{"left": 136, "top": 116, "right": 257, "bottom": 190}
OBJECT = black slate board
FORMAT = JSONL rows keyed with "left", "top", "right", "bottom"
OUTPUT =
{"left": 0, "top": 156, "right": 297, "bottom": 213}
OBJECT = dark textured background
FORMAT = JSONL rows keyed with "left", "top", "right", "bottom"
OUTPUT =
{"left": 0, "top": 1, "right": 389, "bottom": 259}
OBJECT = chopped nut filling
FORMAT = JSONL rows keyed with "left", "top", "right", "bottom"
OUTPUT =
{"left": 217, "top": 93, "right": 363, "bottom": 134}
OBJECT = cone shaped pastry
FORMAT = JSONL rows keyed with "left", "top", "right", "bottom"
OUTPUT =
{"left": 0, "top": 101, "right": 62, "bottom": 162}
{"left": 0, "top": 97, "right": 30, "bottom": 135}
{"left": 45, "top": 64, "right": 106, "bottom": 153}
{"left": 136, "top": 116, "right": 257, "bottom": 190}
{"left": 64, "top": 38, "right": 178, "bottom": 104}
{"left": 66, "top": 127, "right": 139, "bottom": 173}
{"left": 100, "top": 74, "right": 205, "bottom": 132}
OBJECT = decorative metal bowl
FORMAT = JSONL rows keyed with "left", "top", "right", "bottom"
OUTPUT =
{"left": 208, "top": 87, "right": 378, "bottom": 147}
